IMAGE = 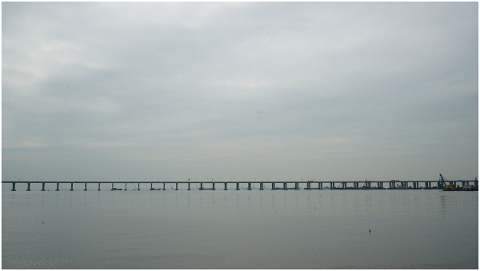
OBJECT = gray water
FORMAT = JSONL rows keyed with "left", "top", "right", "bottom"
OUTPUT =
{"left": 2, "top": 188, "right": 478, "bottom": 269}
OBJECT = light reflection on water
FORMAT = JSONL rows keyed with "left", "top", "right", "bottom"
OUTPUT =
{"left": 2, "top": 189, "right": 478, "bottom": 269}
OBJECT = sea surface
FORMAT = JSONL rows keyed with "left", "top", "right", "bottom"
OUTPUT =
{"left": 2, "top": 186, "right": 478, "bottom": 269}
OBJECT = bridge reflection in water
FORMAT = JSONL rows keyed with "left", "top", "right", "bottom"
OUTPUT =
{"left": 2, "top": 179, "right": 478, "bottom": 191}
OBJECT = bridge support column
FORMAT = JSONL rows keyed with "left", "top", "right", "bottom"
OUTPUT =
{"left": 42, "top": 183, "right": 46, "bottom": 191}
{"left": 188, "top": 183, "right": 191, "bottom": 190}
{"left": 236, "top": 183, "right": 240, "bottom": 190}
{"left": 260, "top": 183, "right": 264, "bottom": 190}
{"left": 26, "top": 183, "right": 31, "bottom": 191}
{"left": 342, "top": 182, "right": 346, "bottom": 189}
{"left": 175, "top": 183, "right": 178, "bottom": 190}
{"left": 151, "top": 183, "right": 153, "bottom": 190}
{"left": 319, "top": 183, "right": 323, "bottom": 190}
{"left": 272, "top": 183, "right": 275, "bottom": 190}
{"left": 125, "top": 183, "right": 127, "bottom": 191}
{"left": 377, "top": 182, "right": 383, "bottom": 189}
{"left": 70, "top": 183, "right": 74, "bottom": 191}
{"left": 330, "top": 182, "right": 334, "bottom": 189}
{"left": 212, "top": 183, "right": 215, "bottom": 190}
{"left": 112, "top": 183, "right": 114, "bottom": 190}
{"left": 137, "top": 183, "right": 140, "bottom": 190}
{"left": 56, "top": 183, "right": 60, "bottom": 191}
{"left": 224, "top": 183, "right": 228, "bottom": 190}
{"left": 98, "top": 183, "right": 101, "bottom": 191}
{"left": 295, "top": 183, "right": 299, "bottom": 190}
{"left": 306, "top": 182, "right": 310, "bottom": 189}
{"left": 11, "top": 183, "right": 16, "bottom": 191}
{"left": 248, "top": 183, "right": 252, "bottom": 190}
{"left": 200, "top": 183, "right": 204, "bottom": 190}
{"left": 163, "top": 183, "right": 166, "bottom": 190}
{"left": 84, "top": 183, "right": 87, "bottom": 191}
{"left": 283, "top": 183, "right": 287, "bottom": 190}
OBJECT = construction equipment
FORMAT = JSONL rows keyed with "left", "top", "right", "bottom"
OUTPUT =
{"left": 439, "top": 174, "right": 455, "bottom": 190}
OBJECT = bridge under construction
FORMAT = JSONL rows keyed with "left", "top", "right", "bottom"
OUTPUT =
{"left": 2, "top": 177, "right": 478, "bottom": 191}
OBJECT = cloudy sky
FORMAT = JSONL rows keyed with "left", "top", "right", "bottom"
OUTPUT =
{"left": 2, "top": 2, "right": 478, "bottom": 183}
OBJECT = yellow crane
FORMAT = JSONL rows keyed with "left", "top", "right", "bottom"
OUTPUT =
{"left": 439, "top": 174, "right": 455, "bottom": 190}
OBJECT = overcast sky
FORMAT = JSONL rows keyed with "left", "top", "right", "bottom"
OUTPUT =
{"left": 2, "top": 2, "right": 478, "bottom": 182}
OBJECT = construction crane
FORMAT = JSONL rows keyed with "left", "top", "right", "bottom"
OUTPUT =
{"left": 439, "top": 174, "right": 455, "bottom": 190}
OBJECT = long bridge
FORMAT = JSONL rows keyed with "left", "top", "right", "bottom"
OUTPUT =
{"left": 2, "top": 179, "right": 478, "bottom": 191}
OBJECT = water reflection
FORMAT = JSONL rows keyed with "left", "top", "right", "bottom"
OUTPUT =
{"left": 2, "top": 190, "right": 477, "bottom": 269}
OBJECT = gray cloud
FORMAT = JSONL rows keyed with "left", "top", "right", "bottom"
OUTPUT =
{"left": 3, "top": 2, "right": 477, "bottom": 182}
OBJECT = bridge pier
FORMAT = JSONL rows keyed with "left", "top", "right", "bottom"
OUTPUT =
{"left": 137, "top": 183, "right": 140, "bottom": 190}
{"left": 8, "top": 179, "right": 477, "bottom": 193}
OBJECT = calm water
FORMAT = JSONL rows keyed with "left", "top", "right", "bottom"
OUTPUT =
{"left": 2, "top": 187, "right": 478, "bottom": 269}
